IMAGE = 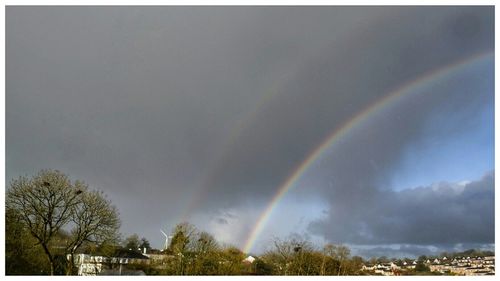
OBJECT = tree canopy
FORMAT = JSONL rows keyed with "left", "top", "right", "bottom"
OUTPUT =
{"left": 6, "top": 170, "right": 121, "bottom": 275}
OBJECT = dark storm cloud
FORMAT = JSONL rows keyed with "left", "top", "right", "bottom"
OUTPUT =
{"left": 352, "top": 245, "right": 441, "bottom": 259}
{"left": 6, "top": 7, "right": 379, "bottom": 191}
{"left": 303, "top": 48, "right": 493, "bottom": 248}
{"left": 202, "top": 6, "right": 493, "bottom": 209}
{"left": 216, "top": 218, "right": 229, "bottom": 225}
{"left": 6, "top": 6, "right": 494, "bottom": 249}
{"left": 6, "top": 7, "right": 387, "bottom": 239}
{"left": 309, "top": 172, "right": 494, "bottom": 245}
{"left": 352, "top": 243, "right": 495, "bottom": 259}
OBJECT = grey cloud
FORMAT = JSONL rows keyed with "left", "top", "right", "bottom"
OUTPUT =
{"left": 309, "top": 172, "right": 494, "bottom": 246}
{"left": 216, "top": 218, "right": 228, "bottom": 225}
{"left": 352, "top": 243, "right": 495, "bottom": 259}
{"left": 201, "top": 7, "right": 494, "bottom": 210}
{"left": 303, "top": 48, "right": 493, "bottom": 248}
{"left": 6, "top": 7, "right": 494, "bottom": 249}
{"left": 352, "top": 245, "right": 441, "bottom": 259}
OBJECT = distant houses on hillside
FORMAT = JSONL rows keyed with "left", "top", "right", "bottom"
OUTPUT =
{"left": 68, "top": 245, "right": 494, "bottom": 276}
{"left": 428, "top": 255, "right": 495, "bottom": 276}
{"left": 361, "top": 255, "right": 495, "bottom": 276}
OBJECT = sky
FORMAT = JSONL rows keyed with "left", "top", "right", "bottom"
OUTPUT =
{"left": 6, "top": 6, "right": 494, "bottom": 258}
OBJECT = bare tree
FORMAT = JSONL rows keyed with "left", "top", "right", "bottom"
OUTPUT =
{"left": 268, "top": 237, "right": 294, "bottom": 275}
{"left": 336, "top": 245, "right": 351, "bottom": 275}
{"left": 64, "top": 188, "right": 120, "bottom": 275}
{"left": 323, "top": 243, "right": 350, "bottom": 275}
{"left": 193, "top": 231, "right": 218, "bottom": 254}
{"left": 6, "top": 170, "right": 120, "bottom": 275}
{"left": 7, "top": 170, "right": 81, "bottom": 275}
{"left": 263, "top": 236, "right": 316, "bottom": 275}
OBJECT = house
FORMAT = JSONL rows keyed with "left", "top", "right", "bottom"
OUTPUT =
{"left": 69, "top": 249, "right": 149, "bottom": 276}
{"left": 243, "top": 255, "right": 256, "bottom": 264}
{"left": 429, "top": 256, "right": 495, "bottom": 276}
{"left": 361, "top": 264, "right": 376, "bottom": 271}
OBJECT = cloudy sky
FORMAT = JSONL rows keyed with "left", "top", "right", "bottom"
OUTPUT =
{"left": 6, "top": 6, "right": 494, "bottom": 258}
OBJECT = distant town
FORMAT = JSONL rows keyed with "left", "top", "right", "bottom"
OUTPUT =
{"left": 69, "top": 239, "right": 496, "bottom": 276}
{"left": 361, "top": 252, "right": 495, "bottom": 276}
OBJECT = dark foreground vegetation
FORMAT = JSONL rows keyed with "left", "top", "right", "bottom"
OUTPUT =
{"left": 5, "top": 170, "right": 495, "bottom": 275}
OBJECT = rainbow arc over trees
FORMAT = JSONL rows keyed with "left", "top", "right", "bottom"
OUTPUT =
{"left": 242, "top": 51, "right": 493, "bottom": 253}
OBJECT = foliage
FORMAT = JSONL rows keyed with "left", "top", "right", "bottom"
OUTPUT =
{"left": 158, "top": 223, "right": 248, "bottom": 275}
{"left": 254, "top": 258, "right": 273, "bottom": 275}
{"left": 6, "top": 171, "right": 494, "bottom": 276}
{"left": 140, "top": 237, "right": 151, "bottom": 251}
{"left": 6, "top": 170, "right": 121, "bottom": 275}
{"left": 5, "top": 208, "right": 50, "bottom": 275}
{"left": 217, "top": 246, "right": 246, "bottom": 275}
{"left": 64, "top": 188, "right": 120, "bottom": 274}
{"left": 415, "top": 262, "right": 430, "bottom": 272}
{"left": 123, "top": 234, "right": 141, "bottom": 251}
{"left": 125, "top": 262, "right": 162, "bottom": 275}
{"left": 259, "top": 236, "right": 361, "bottom": 275}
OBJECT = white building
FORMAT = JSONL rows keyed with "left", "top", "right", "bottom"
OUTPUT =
{"left": 68, "top": 251, "right": 149, "bottom": 276}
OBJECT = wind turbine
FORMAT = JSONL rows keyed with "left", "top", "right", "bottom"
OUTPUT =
{"left": 160, "top": 229, "right": 173, "bottom": 251}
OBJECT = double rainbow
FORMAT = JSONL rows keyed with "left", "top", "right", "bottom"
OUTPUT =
{"left": 242, "top": 51, "right": 493, "bottom": 253}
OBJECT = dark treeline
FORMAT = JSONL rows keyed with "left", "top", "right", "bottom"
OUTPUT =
{"left": 5, "top": 170, "right": 494, "bottom": 275}
{"left": 131, "top": 222, "right": 365, "bottom": 275}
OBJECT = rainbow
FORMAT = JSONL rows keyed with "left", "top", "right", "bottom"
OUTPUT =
{"left": 242, "top": 51, "right": 493, "bottom": 253}
{"left": 179, "top": 70, "right": 297, "bottom": 223}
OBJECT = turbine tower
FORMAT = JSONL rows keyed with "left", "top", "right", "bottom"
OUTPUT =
{"left": 160, "top": 229, "right": 173, "bottom": 251}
